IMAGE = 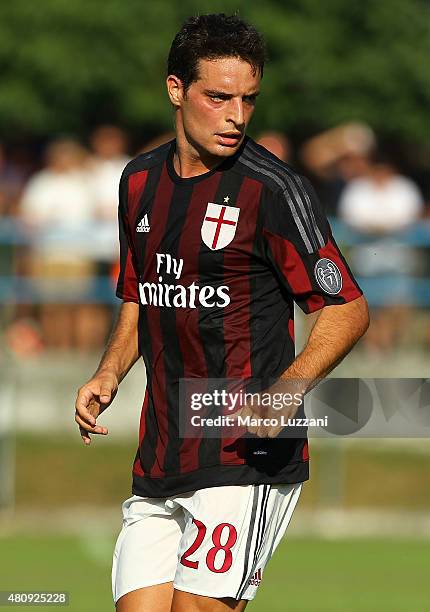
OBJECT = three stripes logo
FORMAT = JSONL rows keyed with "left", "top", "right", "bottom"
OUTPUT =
{"left": 248, "top": 568, "right": 262, "bottom": 587}
{"left": 136, "top": 214, "right": 150, "bottom": 233}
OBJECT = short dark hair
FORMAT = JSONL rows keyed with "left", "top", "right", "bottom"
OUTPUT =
{"left": 167, "top": 13, "right": 267, "bottom": 96}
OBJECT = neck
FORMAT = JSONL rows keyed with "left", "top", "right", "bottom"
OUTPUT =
{"left": 173, "top": 127, "right": 222, "bottom": 179}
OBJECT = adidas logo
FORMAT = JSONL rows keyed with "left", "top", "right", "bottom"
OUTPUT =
{"left": 136, "top": 214, "right": 150, "bottom": 233}
{"left": 248, "top": 568, "right": 262, "bottom": 587}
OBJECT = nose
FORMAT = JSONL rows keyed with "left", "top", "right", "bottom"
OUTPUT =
{"left": 227, "top": 98, "right": 245, "bottom": 129}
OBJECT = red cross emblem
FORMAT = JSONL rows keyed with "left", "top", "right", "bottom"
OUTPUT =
{"left": 201, "top": 203, "right": 240, "bottom": 251}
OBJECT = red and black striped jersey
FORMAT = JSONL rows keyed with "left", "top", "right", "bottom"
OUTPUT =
{"left": 116, "top": 136, "right": 363, "bottom": 497}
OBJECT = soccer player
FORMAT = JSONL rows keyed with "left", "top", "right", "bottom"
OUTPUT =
{"left": 74, "top": 13, "right": 369, "bottom": 612}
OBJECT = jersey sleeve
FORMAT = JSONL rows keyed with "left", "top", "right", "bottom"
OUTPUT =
{"left": 261, "top": 175, "right": 363, "bottom": 313}
{"left": 115, "top": 170, "right": 139, "bottom": 303}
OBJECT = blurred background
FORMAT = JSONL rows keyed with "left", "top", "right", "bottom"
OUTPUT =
{"left": 0, "top": 1, "right": 429, "bottom": 610}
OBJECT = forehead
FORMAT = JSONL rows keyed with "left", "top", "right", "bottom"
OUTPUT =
{"left": 193, "top": 57, "right": 261, "bottom": 92}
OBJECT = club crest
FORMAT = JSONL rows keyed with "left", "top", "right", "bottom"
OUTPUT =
{"left": 201, "top": 203, "right": 240, "bottom": 251}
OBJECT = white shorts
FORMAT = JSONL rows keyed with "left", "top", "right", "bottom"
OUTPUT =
{"left": 112, "top": 482, "right": 303, "bottom": 604}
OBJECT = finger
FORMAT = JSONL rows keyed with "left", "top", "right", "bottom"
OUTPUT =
{"left": 75, "top": 413, "right": 109, "bottom": 435}
{"left": 231, "top": 405, "right": 251, "bottom": 435}
{"left": 267, "top": 426, "right": 282, "bottom": 438}
{"left": 77, "top": 410, "right": 96, "bottom": 428}
{"left": 268, "top": 430, "right": 280, "bottom": 438}
{"left": 75, "top": 408, "right": 96, "bottom": 429}
{"left": 246, "top": 408, "right": 260, "bottom": 435}
{"left": 99, "top": 384, "right": 113, "bottom": 404}
{"left": 87, "top": 397, "right": 101, "bottom": 420}
{"left": 76, "top": 389, "right": 97, "bottom": 426}
{"left": 80, "top": 426, "right": 91, "bottom": 445}
{"left": 76, "top": 386, "right": 94, "bottom": 409}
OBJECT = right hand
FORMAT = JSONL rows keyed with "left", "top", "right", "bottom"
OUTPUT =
{"left": 74, "top": 369, "right": 119, "bottom": 445}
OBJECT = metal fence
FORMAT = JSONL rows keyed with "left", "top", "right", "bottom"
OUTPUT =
{"left": 1, "top": 216, "right": 430, "bottom": 305}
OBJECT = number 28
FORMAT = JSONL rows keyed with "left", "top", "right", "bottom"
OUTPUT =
{"left": 180, "top": 519, "right": 237, "bottom": 573}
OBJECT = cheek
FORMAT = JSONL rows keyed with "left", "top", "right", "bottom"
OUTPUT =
{"left": 186, "top": 99, "right": 222, "bottom": 131}
{"left": 244, "top": 105, "right": 256, "bottom": 123}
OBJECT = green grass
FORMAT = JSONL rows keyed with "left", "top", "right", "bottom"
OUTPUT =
{"left": 0, "top": 534, "right": 113, "bottom": 611}
{"left": 258, "top": 538, "right": 429, "bottom": 611}
{"left": 0, "top": 535, "right": 428, "bottom": 611}
{"left": 4, "top": 435, "right": 429, "bottom": 609}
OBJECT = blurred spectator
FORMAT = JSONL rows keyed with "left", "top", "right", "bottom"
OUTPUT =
{"left": 17, "top": 138, "right": 109, "bottom": 352}
{"left": 300, "top": 122, "right": 376, "bottom": 215}
{"left": 87, "top": 125, "right": 130, "bottom": 221}
{"left": 338, "top": 151, "right": 424, "bottom": 234}
{"left": 256, "top": 131, "right": 291, "bottom": 162}
{"left": 0, "top": 143, "right": 26, "bottom": 217}
{"left": 338, "top": 150, "right": 424, "bottom": 352}
{"left": 20, "top": 139, "right": 92, "bottom": 228}
{"left": 85, "top": 126, "right": 131, "bottom": 344}
{"left": 301, "top": 122, "right": 376, "bottom": 177}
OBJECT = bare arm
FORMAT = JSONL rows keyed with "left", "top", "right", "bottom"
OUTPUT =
{"left": 239, "top": 296, "right": 369, "bottom": 437}
{"left": 74, "top": 301, "right": 139, "bottom": 445}
{"left": 281, "top": 294, "right": 369, "bottom": 390}
{"left": 96, "top": 301, "right": 140, "bottom": 386}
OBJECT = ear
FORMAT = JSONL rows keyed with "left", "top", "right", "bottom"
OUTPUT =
{"left": 166, "top": 74, "right": 184, "bottom": 107}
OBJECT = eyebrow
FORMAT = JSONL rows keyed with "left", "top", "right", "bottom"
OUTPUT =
{"left": 204, "top": 89, "right": 260, "bottom": 98}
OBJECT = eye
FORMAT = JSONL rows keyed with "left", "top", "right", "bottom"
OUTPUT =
{"left": 210, "top": 95, "right": 224, "bottom": 102}
{"left": 243, "top": 95, "right": 257, "bottom": 104}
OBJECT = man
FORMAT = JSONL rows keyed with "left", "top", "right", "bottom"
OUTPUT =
{"left": 74, "top": 13, "right": 369, "bottom": 612}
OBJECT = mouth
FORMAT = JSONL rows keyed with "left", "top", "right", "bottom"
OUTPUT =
{"left": 216, "top": 133, "right": 242, "bottom": 146}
